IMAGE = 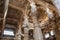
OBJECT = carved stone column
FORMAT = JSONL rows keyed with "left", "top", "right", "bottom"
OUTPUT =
{"left": 29, "top": 1, "right": 43, "bottom": 39}
{"left": 23, "top": 15, "right": 29, "bottom": 40}
{"left": 32, "top": 16, "right": 43, "bottom": 40}
{"left": 24, "top": 27, "right": 29, "bottom": 40}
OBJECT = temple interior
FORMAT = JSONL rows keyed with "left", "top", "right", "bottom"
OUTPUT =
{"left": 0, "top": 0, "right": 60, "bottom": 40}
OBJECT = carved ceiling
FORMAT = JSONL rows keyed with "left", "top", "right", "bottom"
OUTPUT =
{"left": 0, "top": 0, "right": 60, "bottom": 36}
